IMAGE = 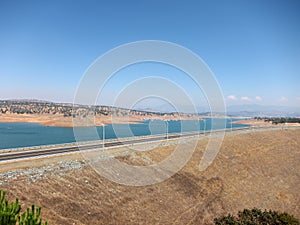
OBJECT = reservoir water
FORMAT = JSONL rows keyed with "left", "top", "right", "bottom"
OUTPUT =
{"left": 0, "top": 118, "right": 248, "bottom": 150}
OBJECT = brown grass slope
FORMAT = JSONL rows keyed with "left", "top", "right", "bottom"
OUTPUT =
{"left": 2, "top": 129, "right": 300, "bottom": 224}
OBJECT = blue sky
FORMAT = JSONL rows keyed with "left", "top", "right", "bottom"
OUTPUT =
{"left": 0, "top": 0, "right": 299, "bottom": 109}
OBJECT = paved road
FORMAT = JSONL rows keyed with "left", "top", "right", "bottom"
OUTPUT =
{"left": 0, "top": 126, "right": 295, "bottom": 162}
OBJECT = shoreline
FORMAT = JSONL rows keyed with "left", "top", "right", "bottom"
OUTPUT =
{"left": 232, "top": 118, "right": 300, "bottom": 127}
{"left": 0, "top": 113, "right": 203, "bottom": 127}
{"left": 3, "top": 113, "right": 299, "bottom": 128}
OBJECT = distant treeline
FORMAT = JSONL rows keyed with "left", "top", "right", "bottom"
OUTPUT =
{"left": 254, "top": 117, "right": 300, "bottom": 124}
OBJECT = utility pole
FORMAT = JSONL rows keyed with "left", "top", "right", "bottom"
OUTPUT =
{"left": 103, "top": 125, "right": 105, "bottom": 149}
{"left": 166, "top": 120, "right": 168, "bottom": 140}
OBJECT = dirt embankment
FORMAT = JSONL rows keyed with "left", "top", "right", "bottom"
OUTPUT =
{"left": 1, "top": 129, "right": 299, "bottom": 224}
{"left": 0, "top": 113, "right": 202, "bottom": 127}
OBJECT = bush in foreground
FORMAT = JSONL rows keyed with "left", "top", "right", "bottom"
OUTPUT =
{"left": 0, "top": 190, "right": 47, "bottom": 225}
{"left": 214, "top": 208, "right": 299, "bottom": 225}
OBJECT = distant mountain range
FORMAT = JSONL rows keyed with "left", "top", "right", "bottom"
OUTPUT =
{"left": 134, "top": 103, "right": 300, "bottom": 117}
{"left": 227, "top": 104, "right": 300, "bottom": 117}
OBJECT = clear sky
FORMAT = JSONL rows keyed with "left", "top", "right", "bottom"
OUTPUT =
{"left": 0, "top": 0, "right": 299, "bottom": 109}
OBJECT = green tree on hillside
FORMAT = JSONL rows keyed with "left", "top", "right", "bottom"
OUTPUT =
{"left": 214, "top": 208, "right": 299, "bottom": 225}
{"left": 0, "top": 190, "right": 47, "bottom": 225}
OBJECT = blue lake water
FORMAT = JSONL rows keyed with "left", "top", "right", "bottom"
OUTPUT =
{"left": 0, "top": 118, "right": 248, "bottom": 150}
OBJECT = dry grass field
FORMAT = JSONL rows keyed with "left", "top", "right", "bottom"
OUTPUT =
{"left": 1, "top": 128, "right": 299, "bottom": 224}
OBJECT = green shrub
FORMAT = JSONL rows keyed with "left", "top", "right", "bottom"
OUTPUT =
{"left": 0, "top": 190, "right": 47, "bottom": 225}
{"left": 0, "top": 190, "right": 21, "bottom": 225}
{"left": 214, "top": 208, "right": 299, "bottom": 225}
